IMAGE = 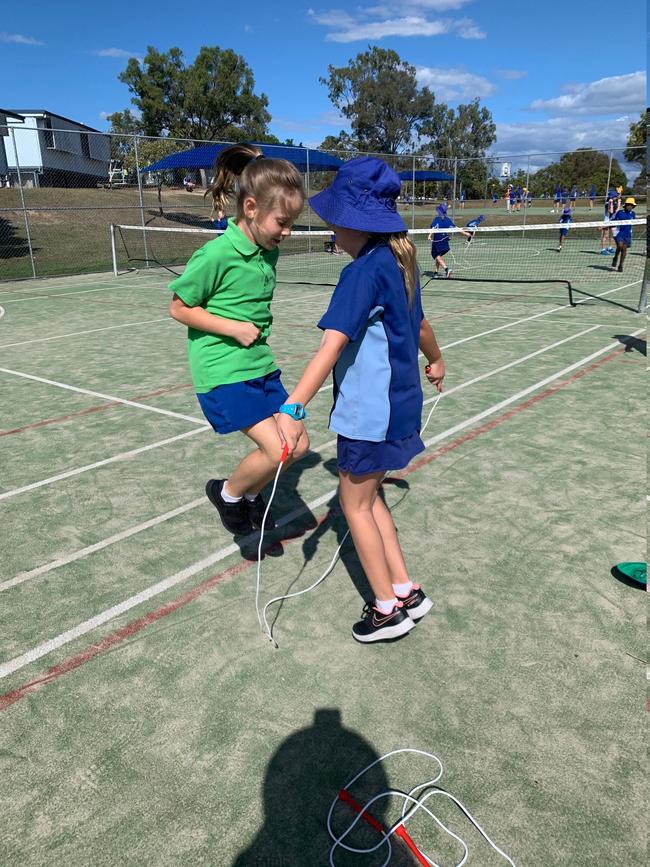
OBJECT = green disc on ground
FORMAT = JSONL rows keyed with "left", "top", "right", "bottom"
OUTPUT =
{"left": 612, "top": 562, "right": 647, "bottom": 587}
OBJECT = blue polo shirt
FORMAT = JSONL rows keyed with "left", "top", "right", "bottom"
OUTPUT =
{"left": 611, "top": 209, "right": 636, "bottom": 244}
{"left": 318, "top": 241, "right": 424, "bottom": 442}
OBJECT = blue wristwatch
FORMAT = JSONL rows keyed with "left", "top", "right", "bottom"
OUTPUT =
{"left": 278, "top": 402, "right": 308, "bottom": 421}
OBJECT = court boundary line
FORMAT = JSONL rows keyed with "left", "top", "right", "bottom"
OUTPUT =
{"left": 1, "top": 324, "right": 601, "bottom": 591}
{"left": 0, "top": 333, "right": 639, "bottom": 685}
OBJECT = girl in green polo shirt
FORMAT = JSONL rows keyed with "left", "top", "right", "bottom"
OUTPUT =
{"left": 169, "top": 143, "right": 307, "bottom": 538}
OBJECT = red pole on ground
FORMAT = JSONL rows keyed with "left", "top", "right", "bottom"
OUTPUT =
{"left": 337, "top": 789, "right": 429, "bottom": 866}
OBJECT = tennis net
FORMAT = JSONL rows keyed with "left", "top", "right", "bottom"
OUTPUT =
{"left": 111, "top": 218, "right": 647, "bottom": 310}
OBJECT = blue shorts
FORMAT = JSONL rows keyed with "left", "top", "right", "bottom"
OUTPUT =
{"left": 431, "top": 241, "right": 450, "bottom": 257}
{"left": 337, "top": 431, "right": 425, "bottom": 475}
{"left": 197, "top": 369, "right": 288, "bottom": 434}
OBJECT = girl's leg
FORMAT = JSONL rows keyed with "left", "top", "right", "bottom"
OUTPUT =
{"left": 338, "top": 470, "right": 394, "bottom": 601}
{"left": 371, "top": 492, "right": 410, "bottom": 585}
{"left": 227, "top": 415, "right": 309, "bottom": 498}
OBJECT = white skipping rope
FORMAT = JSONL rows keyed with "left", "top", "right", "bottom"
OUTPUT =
{"left": 327, "top": 748, "right": 516, "bottom": 867}
{"left": 255, "top": 391, "right": 443, "bottom": 647}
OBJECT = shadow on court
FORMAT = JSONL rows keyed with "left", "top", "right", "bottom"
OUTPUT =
{"left": 232, "top": 707, "right": 416, "bottom": 867}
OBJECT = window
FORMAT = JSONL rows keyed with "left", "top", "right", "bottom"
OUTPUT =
{"left": 43, "top": 117, "right": 55, "bottom": 148}
{"left": 80, "top": 132, "right": 90, "bottom": 158}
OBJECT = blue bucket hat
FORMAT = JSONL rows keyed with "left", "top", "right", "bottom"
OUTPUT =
{"left": 477, "top": 214, "right": 485, "bottom": 222}
{"left": 436, "top": 202, "right": 448, "bottom": 216}
{"left": 562, "top": 207, "right": 571, "bottom": 215}
{"left": 308, "top": 157, "right": 407, "bottom": 233}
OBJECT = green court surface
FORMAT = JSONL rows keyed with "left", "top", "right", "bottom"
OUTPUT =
{"left": 0, "top": 256, "right": 646, "bottom": 865}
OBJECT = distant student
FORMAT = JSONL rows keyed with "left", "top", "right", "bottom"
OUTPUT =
{"left": 459, "top": 189, "right": 466, "bottom": 209}
{"left": 465, "top": 213, "right": 485, "bottom": 245}
{"left": 600, "top": 187, "right": 618, "bottom": 254}
{"left": 515, "top": 185, "right": 523, "bottom": 211}
{"left": 560, "top": 187, "right": 569, "bottom": 208}
{"left": 588, "top": 184, "right": 596, "bottom": 210}
{"left": 212, "top": 207, "right": 228, "bottom": 231}
{"left": 556, "top": 207, "right": 572, "bottom": 251}
{"left": 615, "top": 183, "right": 623, "bottom": 210}
{"left": 183, "top": 174, "right": 195, "bottom": 192}
{"left": 491, "top": 188, "right": 499, "bottom": 206}
{"left": 508, "top": 185, "right": 516, "bottom": 212}
{"left": 570, "top": 185, "right": 578, "bottom": 208}
{"left": 553, "top": 185, "right": 561, "bottom": 212}
{"left": 427, "top": 203, "right": 470, "bottom": 278}
{"left": 610, "top": 197, "right": 637, "bottom": 272}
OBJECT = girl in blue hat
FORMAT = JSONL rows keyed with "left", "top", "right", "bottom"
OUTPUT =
{"left": 556, "top": 207, "right": 572, "bottom": 251}
{"left": 277, "top": 156, "right": 445, "bottom": 644}
{"left": 427, "top": 202, "right": 471, "bottom": 278}
{"left": 169, "top": 143, "right": 308, "bottom": 538}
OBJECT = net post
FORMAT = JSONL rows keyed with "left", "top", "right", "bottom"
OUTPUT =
{"left": 133, "top": 136, "right": 150, "bottom": 268}
{"left": 110, "top": 224, "right": 118, "bottom": 276}
{"left": 638, "top": 260, "right": 648, "bottom": 314}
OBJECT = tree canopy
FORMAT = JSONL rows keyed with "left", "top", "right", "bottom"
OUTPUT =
{"left": 624, "top": 110, "right": 647, "bottom": 191}
{"left": 319, "top": 47, "right": 496, "bottom": 160}
{"left": 108, "top": 46, "right": 274, "bottom": 143}
{"left": 528, "top": 149, "right": 627, "bottom": 195}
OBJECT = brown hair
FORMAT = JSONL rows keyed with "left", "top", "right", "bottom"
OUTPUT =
{"left": 205, "top": 142, "right": 305, "bottom": 218}
{"left": 379, "top": 233, "right": 418, "bottom": 305}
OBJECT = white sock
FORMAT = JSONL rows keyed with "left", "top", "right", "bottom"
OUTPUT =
{"left": 375, "top": 597, "right": 398, "bottom": 615}
{"left": 243, "top": 492, "right": 257, "bottom": 502}
{"left": 392, "top": 581, "right": 413, "bottom": 598}
{"left": 221, "top": 481, "right": 242, "bottom": 503}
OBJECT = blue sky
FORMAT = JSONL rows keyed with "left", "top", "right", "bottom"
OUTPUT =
{"left": 2, "top": 0, "right": 646, "bottom": 170}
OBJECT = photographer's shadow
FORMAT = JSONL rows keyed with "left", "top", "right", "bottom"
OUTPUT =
{"left": 232, "top": 707, "right": 416, "bottom": 866}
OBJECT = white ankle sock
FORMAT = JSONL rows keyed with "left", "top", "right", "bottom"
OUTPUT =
{"left": 375, "top": 597, "right": 398, "bottom": 615}
{"left": 221, "top": 481, "right": 242, "bottom": 503}
{"left": 392, "top": 581, "right": 413, "bottom": 598}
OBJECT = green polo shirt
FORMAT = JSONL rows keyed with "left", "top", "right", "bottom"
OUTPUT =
{"left": 169, "top": 219, "right": 279, "bottom": 392}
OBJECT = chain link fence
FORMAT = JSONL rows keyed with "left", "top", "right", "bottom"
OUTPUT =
{"left": 0, "top": 119, "right": 645, "bottom": 280}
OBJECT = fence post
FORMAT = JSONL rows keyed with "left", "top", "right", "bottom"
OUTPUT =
{"left": 306, "top": 146, "right": 312, "bottom": 253}
{"left": 523, "top": 155, "right": 530, "bottom": 229}
{"left": 605, "top": 149, "right": 613, "bottom": 203}
{"left": 452, "top": 157, "right": 458, "bottom": 222}
{"left": 134, "top": 135, "right": 150, "bottom": 267}
{"left": 411, "top": 154, "right": 416, "bottom": 230}
{"left": 9, "top": 126, "right": 36, "bottom": 278}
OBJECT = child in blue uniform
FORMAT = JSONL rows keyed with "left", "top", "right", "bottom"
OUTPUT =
{"left": 570, "top": 185, "right": 578, "bottom": 208}
{"left": 465, "top": 213, "right": 486, "bottom": 245}
{"left": 553, "top": 185, "right": 561, "bottom": 212}
{"left": 610, "top": 197, "right": 636, "bottom": 272}
{"left": 278, "top": 157, "right": 445, "bottom": 643}
{"left": 169, "top": 143, "right": 308, "bottom": 538}
{"left": 557, "top": 207, "right": 572, "bottom": 251}
{"left": 427, "top": 203, "right": 470, "bottom": 277}
{"left": 600, "top": 187, "right": 618, "bottom": 254}
{"left": 588, "top": 184, "right": 596, "bottom": 210}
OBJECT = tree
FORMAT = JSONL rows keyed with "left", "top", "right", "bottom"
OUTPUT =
{"left": 110, "top": 45, "right": 272, "bottom": 142}
{"left": 319, "top": 47, "right": 436, "bottom": 153}
{"left": 529, "top": 149, "right": 627, "bottom": 196}
{"left": 418, "top": 99, "right": 496, "bottom": 162}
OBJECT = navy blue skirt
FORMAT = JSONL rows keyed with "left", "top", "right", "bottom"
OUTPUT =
{"left": 337, "top": 431, "right": 425, "bottom": 475}
{"left": 197, "top": 369, "right": 288, "bottom": 434}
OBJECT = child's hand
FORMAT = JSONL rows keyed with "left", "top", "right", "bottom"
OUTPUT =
{"left": 276, "top": 415, "right": 305, "bottom": 456}
{"left": 233, "top": 321, "right": 261, "bottom": 347}
{"left": 425, "top": 358, "right": 445, "bottom": 392}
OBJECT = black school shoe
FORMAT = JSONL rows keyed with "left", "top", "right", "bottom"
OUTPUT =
{"left": 245, "top": 493, "right": 277, "bottom": 530}
{"left": 352, "top": 603, "right": 415, "bottom": 643}
{"left": 396, "top": 584, "right": 433, "bottom": 622}
{"left": 206, "top": 479, "right": 253, "bottom": 536}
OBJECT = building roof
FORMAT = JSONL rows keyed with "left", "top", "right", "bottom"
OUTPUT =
{"left": 6, "top": 110, "right": 103, "bottom": 133}
{"left": 0, "top": 109, "right": 26, "bottom": 121}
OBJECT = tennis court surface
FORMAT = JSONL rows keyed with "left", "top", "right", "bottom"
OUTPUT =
{"left": 0, "top": 252, "right": 646, "bottom": 865}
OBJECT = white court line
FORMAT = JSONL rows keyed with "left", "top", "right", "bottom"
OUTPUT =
{"left": 1, "top": 330, "right": 641, "bottom": 679}
{"left": 0, "top": 306, "right": 4, "bottom": 320}
{"left": 0, "top": 367, "right": 208, "bottom": 426}
{"left": 0, "top": 324, "right": 601, "bottom": 592}
{"left": 0, "top": 316, "right": 172, "bottom": 349}
{"left": 0, "top": 427, "right": 209, "bottom": 503}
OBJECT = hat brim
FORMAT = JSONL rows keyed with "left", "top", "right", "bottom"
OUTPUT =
{"left": 309, "top": 187, "right": 407, "bottom": 234}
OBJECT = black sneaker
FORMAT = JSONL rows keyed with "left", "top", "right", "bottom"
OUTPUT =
{"left": 617, "top": 265, "right": 623, "bottom": 272}
{"left": 206, "top": 479, "right": 253, "bottom": 536}
{"left": 396, "top": 584, "right": 433, "bottom": 622}
{"left": 245, "top": 493, "right": 276, "bottom": 530}
{"left": 352, "top": 603, "right": 415, "bottom": 643}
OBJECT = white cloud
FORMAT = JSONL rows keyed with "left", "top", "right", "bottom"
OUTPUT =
{"left": 0, "top": 31, "right": 44, "bottom": 45}
{"left": 495, "top": 69, "right": 528, "bottom": 80}
{"left": 416, "top": 66, "right": 496, "bottom": 100}
{"left": 93, "top": 48, "right": 143, "bottom": 61}
{"left": 529, "top": 72, "right": 646, "bottom": 116}
{"left": 308, "top": 4, "right": 485, "bottom": 42}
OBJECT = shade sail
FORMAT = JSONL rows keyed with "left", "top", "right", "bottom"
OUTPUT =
{"left": 141, "top": 143, "right": 343, "bottom": 173}
{"left": 398, "top": 170, "right": 453, "bottom": 181}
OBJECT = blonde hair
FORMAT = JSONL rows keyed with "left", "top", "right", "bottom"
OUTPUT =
{"left": 205, "top": 142, "right": 305, "bottom": 217}
{"left": 380, "top": 232, "right": 418, "bottom": 305}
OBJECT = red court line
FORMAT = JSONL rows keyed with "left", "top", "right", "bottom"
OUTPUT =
{"left": 0, "top": 348, "right": 626, "bottom": 710}
{"left": 0, "top": 383, "right": 193, "bottom": 437}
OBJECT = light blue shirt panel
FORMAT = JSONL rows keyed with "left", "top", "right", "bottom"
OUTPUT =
{"left": 329, "top": 306, "right": 392, "bottom": 441}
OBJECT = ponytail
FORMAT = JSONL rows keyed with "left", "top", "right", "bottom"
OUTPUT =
{"left": 205, "top": 143, "right": 305, "bottom": 217}
{"left": 386, "top": 233, "right": 418, "bottom": 305}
